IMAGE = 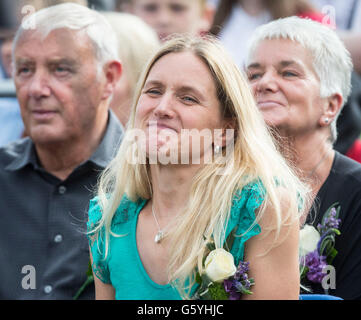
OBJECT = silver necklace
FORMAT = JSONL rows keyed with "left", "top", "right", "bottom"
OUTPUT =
{"left": 151, "top": 204, "right": 181, "bottom": 244}
{"left": 151, "top": 204, "right": 166, "bottom": 243}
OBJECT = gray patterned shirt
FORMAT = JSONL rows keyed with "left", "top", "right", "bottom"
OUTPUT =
{"left": 0, "top": 111, "right": 123, "bottom": 299}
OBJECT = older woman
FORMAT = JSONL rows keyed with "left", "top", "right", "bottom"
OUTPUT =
{"left": 246, "top": 16, "right": 361, "bottom": 299}
{"left": 87, "top": 34, "right": 309, "bottom": 300}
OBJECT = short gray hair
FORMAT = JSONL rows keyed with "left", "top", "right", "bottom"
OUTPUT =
{"left": 246, "top": 16, "right": 353, "bottom": 142}
{"left": 13, "top": 3, "right": 119, "bottom": 67}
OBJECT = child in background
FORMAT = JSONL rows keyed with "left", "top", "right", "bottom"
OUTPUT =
{"left": 128, "top": 0, "right": 214, "bottom": 41}
{"left": 210, "top": 0, "right": 324, "bottom": 68}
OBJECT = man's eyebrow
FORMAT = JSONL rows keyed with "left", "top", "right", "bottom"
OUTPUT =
{"left": 14, "top": 57, "right": 78, "bottom": 67}
{"left": 47, "top": 58, "right": 78, "bottom": 66}
{"left": 15, "top": 58, "right": 33, "bottom": 65}
{"left": 247, "top": 61, "right": 303, "bottom": 68}
{"left": 279, "top": 60, "right": 301, "bottom": 68}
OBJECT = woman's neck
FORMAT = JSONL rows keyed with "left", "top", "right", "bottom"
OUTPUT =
{"left": 275, "top": 130, "right": 335, "bottom": 195}
{"left": 293, "top": 135, "right": 333, "bottom": 176}
{"left": 276, "top": 130, "right": 335, "bottom": 226}
{"left": 149, "top": 163, "right": 202, "bottom": 219}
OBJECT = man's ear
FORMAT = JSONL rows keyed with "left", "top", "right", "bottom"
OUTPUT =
{"left": 320, "top": 93, "right": 343, "bottom": 126}
{"left": 102, "top": 60, "right": 122, "bottom": 100}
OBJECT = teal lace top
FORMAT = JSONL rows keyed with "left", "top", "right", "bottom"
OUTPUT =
{"left": 87, "top": 181, "right": 265, "bottom": 300}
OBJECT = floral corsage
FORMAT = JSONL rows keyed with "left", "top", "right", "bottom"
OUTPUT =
{"left": 194, "top": 227, "right": 255, "bottom": 300}
{"left": 299, "top": 202, "right": 341, "bottom": 287}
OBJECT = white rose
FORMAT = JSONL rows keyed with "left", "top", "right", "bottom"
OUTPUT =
{"left": 299, "top": 225, "right": 320, "bottom": 257}
{"left": 204, "top": 248, "right": 237, "bottom": 282}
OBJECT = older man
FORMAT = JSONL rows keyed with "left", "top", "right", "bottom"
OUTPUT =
{"left": 0, "top": 3, "right": 123, "bottom": 299}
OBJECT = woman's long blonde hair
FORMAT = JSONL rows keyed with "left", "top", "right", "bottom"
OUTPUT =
{"left": 91, "top": 34, "right": 309, "bottom": 299}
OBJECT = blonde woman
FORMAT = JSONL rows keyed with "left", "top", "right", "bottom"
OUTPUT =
{"left": 87, "top": 34, "right": 309, "bottom": 300}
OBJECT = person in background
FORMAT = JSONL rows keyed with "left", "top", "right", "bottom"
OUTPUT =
{"left": 309, "top": 1, "right": 361, "bottom": 164}
{"left": 0, "top": 0, "right": 24, "bottom": 146}
{"left": 127, "top": 0, "right": 214, "bottom": 41}
{"left": 334, "top": 30, "right": 361, "bottom": 164}
{"left": 246, "top": 16, "right": 361, "bottom": 299}
{"left": 0, "top": 37, "right": 13, "bottom": 79}
{"left": 103, "top": 12, "right": 160, "bottom": 127}
{"left": 115, "top": 0, "right": 131, "bottom": 11}
{"left": 87, "top": 34, "right": 310, "bottom": 300}
{"left": 333, "top": 71, "right": 361, "bottom": 164}
{"left": 310, "top": 0, "right": 361, "bottom": 31}
{"left": 309, "top": 0, "right": 361, "bottom": 69}
{"left": 0, "top": 50, "right": 24, "bottom": 146}
{"left": 0, "top": 3, "right": 123, "bottom": 299}
{"left": 210, "top": 0, "right": 323, "bottom": 69}
{"left": 88, "top": 0, "right": 117, "bottom": 10}
{"left": 17, "top": 0, "right": 88, "bottom": 13}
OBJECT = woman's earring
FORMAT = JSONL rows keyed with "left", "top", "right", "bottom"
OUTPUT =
{"left": 324, "top": 117, "right": 329, "bottom": 124}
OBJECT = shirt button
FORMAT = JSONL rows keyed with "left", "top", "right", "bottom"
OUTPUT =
{"left": 44, "top": 285, "right": 52, "bottom": 294}
{"left": 58, "top": 186, "right": 67, "bottom": 194}
{"left": 54, "top": 234, "right": 63, "bottom": 243}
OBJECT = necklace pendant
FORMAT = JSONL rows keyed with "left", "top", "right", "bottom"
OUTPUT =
{"left": 154, "top": 231, "right": 164, "bottom": 243}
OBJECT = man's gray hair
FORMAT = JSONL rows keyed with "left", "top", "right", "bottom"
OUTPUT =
{"left": 13, "top": 3, "right": 119, "bottom": 67}
{"left": 246, "top": 16, "right": 354, "bottom": 143}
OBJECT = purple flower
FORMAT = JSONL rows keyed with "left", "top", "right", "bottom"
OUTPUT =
{"left": 317, "top": 207, "right": 341, "bottom": 235}
{"left": 304, "top": 250, "right": 327, "bottom": 283}
{"left": 223, "top": 279, "right": 241, "bottom": 300}
{"left": 224, "top": 279, "right": 233, "bottom": 292}
{"left": 229, "top": 291, "right": 241, "bottom": 300}
{"left": 300, "top": 204, "right": 341, "bottom": 288}
{"left": 222, "top": 261, "right": 254, "bottom": 299}
{"left": 234, "top": 261, "right": 250, "bottom": 280}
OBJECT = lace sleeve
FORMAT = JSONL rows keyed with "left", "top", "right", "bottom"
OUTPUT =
{"left": 229, "top": 180, "right": 266, "bottom": 265}
{"left": 87, "top": 197, "right": 111, "bottom": 284}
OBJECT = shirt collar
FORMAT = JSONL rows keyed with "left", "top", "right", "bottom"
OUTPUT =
{"left": 4, "top": 137, "right": 37, "bottom": 171}
{"left": 88, "top": 110, "right": 124, "bottom": 168}
{"left": 5, "top": 110, "right": 124, "bottom": 171}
